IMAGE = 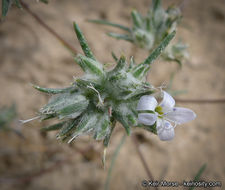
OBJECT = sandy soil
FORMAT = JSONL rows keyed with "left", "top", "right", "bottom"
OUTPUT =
{"left": 0, "top": 0, "right": 225, "bottom": 189}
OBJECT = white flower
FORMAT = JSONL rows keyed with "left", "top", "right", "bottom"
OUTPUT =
{"left": 137, "top": 91, "right": 196, "bottom": 141}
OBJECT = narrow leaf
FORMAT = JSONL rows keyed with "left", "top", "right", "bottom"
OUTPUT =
{"left": 189, "top": 164, "right": 207, "bottom": 190}
{"left": 68, "top": 112, "right": 98, "bottom": 143}
{"left": 73, "top": 22, "right": 96, "bottom": 60}
{"left": 40, "top": 114, "right": 56, "bottom": 121}
{"left": 131, "top": 31, "right": 175, "bottom": 79}
{"left": 128, "top": 56, "right": 136, "bottom": 70}
{"left": 13, "top": 0, "right": 22, "bottom": 8}
{"left": 108, "top": 55, "right": 126, "bottom": 75}
{"left": 58, "top": 119, "right": 79, "bottom": 137}
{"left": 2, "top": 0, "right": 11, "bottom": 17}
{"left": 111, "top": 52, "right": 118, "bottom": 62}
{"left": 74, "top": 54, "right": 104, "bottom": 77}
{"left": 33, "top": 84, "right": 76, "bottom": 94}
{"left": 131, "top": 10, "right": 143, "bottom": 28}
{"left": 41, "top": 121, "right": 66, "bottom": 132}
{"left": 143, "top": 31, "right": 176, "bottom": 65}
{"left": 152, "top": 0, "right": 161, "bottom": 12}
{"left": 93, "top": 113, "right": 110, "bottom": 140}
{"left": 75, "top": 79, "right": 102, "bottom": 91}
{"left": 88, "top": 19, "right": 131, "bottom": 32}
{"left": 116, "top": 115, "right": 131, "bottom": 135}
{"left": 107, "top": 32, "right": 133, "bottom": 42}
{"left": 132, "top": 64, "right": 148, "bottom": 79}
{"left": 58, "top": 100, "right": 89, "bottom": 119}
{"left": 40, "top": 93, "right": 88, "bottom": 118}
{"left": 124, "top": 88, "right": 153, "bottom": 100}
{"left": 103, "top": 119, "right": 116, "bottom": 147}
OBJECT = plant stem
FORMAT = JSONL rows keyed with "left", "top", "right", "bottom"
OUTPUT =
{"left": 104, "top": 134, "right": 126, "bottom": 190}
{"left": 20, "top": 0, "right": 78, "bottom": 55}
{"left": 175, "top": 98, "right": 225, "bottom": 104}
{"left": 132, "top": 135, "right": 158, "bottom": 190}
{"left": 189, "top": 164, "right": 206, "bottom": 190}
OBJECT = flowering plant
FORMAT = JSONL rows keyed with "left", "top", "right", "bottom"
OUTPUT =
{"left": 89, "top": 0, "right": 188, "bottom": 65}
{"left": 22, "top": 23, "right": 182, "bottom": 147}
{"left": 137, "top": 91, "right": 196, "bottom": 141}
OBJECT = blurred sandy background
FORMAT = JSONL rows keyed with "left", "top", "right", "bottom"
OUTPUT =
{"left": 0, "top": 0, "right": 225, "bottom": 189}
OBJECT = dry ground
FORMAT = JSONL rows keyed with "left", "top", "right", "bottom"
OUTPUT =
{"left": 0, "top": 0, "right": 225, "bottom": 189}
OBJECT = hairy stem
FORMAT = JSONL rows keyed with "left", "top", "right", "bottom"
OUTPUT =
{"left": 20, "top": 0, "right": 78, "bottom": 55}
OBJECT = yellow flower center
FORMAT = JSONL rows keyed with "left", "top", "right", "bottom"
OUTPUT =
{"left": 155, "top": 106, "right": 164, "bottom": 117}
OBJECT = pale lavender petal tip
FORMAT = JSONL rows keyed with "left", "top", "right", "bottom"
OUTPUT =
{"left": 137, "top": 95, "right": 158, "bottom": 111}
{"left": 159, "top": 91, "right": 175, "bottom": 113}
{"left": 138, "top": 113, "right": 157, "bottom": 126}
{"left": 157, "top": 120, "right": 175, "bottom": 141}
{"left": 166, "top": 107, "right": 196, "bottom": 124}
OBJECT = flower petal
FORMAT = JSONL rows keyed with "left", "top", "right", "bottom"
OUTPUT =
{"left": 138, "top": 113, "right": 157, "bottom": 126}
{"left": 137, "top": 95, "right": 158, "bottom": 111}
{"left": 159, "top": 91, "right": 175, "bottom": 113}
{"left": 156, "top": 120, "right": 175, "bottom": 141}
{"left": 165, "top": 107, "right": 196, "bottom": 124}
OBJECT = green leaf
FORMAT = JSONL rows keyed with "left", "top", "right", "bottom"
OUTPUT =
{"left": 111, "top": 52, "right": 118, "bottom": 62}
{"left": 115, "top": 115, "right": 131, "bottom": 135}
{"left": 131, "top": 10, "right": 143, "bottom": 28}
{"left": 2, "top": 0, "right": 12, "bottom": 17}
{"left": 132, "top": 64, "right": 150, "bottom": 79}
{"left": 58, "top": 100, "right": 89, "bottom": 119}
{"left": 40, "top": 93, "right": 89, "bottom": 119}
{"left": 103, "top": 119, "right": 116, "bottom": 147}
{"left": 40, "top": 114, "right": 56, "bottom": 121}
{"left": 189, "top": 164, "right": 207, "bottom": 190}
{"left": 132, "top": 31, "right": 175, "bottom": 79}
{"left": 143, "top": 31, "right": 176, "bottom": 65}
{"left": 128, "top": 56, "right": 136, "bottom": 70}
{"left": 145, "top": 17, "right": 151, "bottom": 31}
{"left": 32, "top": 84, "right": 77, "bottom": 94}
{"left": 108, "top": 55, "right": 126, "bottom": 75}
{"left": 93, "top": 113, "right": 110, "bottom": 140}
{"left": 58, "top": 119, "right": 79, "bottom": 137}
{"left": 113, "top": 103, "right": 137, "bottom": 135}
{"left": 124, "top": 87, "right": 153, "bottom": 100}
{"left": 88, "top": 19, "right": 131, "bottom": 32}
{"left": 41, "top": 121, "right": 66, "bottom": 132}
{"left": 73, "top": 22, "right": 96, "bottom": 60}
{"left": 68, "top": 112, "right": 98, "bottom": 143}
{"left": 107, "top": 33, "right": 133, "bottom": 42}
{"left": 74, "top": 54, "right": 104, "bottom": 77}
{"left": 13, "top": 0, "right": 21, "bottom": 8}
{"left": 152, "top": 0, "right": 161, "bottom": 12}
{"left": 75, "top": 79, "right": 103, "bottom": 92}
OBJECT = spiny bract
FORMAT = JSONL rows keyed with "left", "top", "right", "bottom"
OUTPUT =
{"left": 89, "top": 0, "right": 188, "bottom": 65}
{"left": 33, "top": 23, "right": 175, "bottom": 147}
